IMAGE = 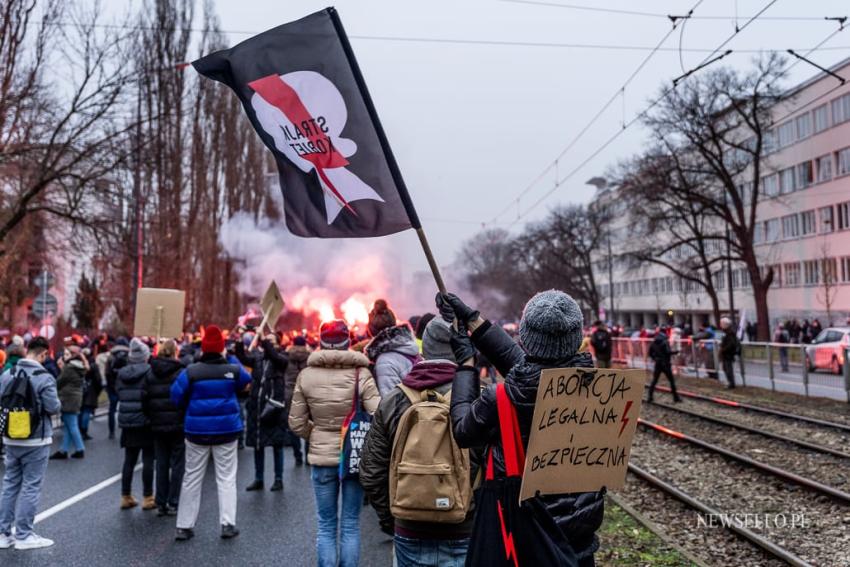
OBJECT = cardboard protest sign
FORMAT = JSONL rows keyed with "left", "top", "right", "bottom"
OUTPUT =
{"left": 133, "top": 288, "right": 186, "bottom": 339}
{"left": 259, "top": 280, "right": 284, "bottom": 328}
{"left": 519, "top": 368, "right": 644, "bottom": 501}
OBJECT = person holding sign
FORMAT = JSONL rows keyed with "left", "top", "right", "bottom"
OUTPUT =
{"left": 438, "top": 290, "right": 604, "bottom": 567}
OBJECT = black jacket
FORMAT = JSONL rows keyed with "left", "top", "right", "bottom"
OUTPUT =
{"left": 238, "top": 340, "right": 289, "bottom": 448}
{"left": 720, "top": 329, "right": 740, "bottom": 361}
{"left": 116, "top": 363, "right": 152, "bottom": 429}
{"left": 648, "top": 334, "right": 673, "bottom": 366}
{"left": 146, "top": 356, "right": 186, "bottom": 434}
{"left": 81, "top": 361, "right": 103, "bottom": 409}
{"left": 106, "top": 346, "right": 129, "bottom": 393}
{"left": 451, "top": 320, "right": 605, "bottom": 561}
{"left": 590, "top": 329, "right": 612, "bottom": 359}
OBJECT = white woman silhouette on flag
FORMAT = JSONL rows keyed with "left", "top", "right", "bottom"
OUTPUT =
{"left": 250, "top": 71, "right": 384, "bottom": 224}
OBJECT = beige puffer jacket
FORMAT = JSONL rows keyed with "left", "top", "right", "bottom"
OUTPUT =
{"left": 288, "top": 349, "right": 380, "bottom": 467}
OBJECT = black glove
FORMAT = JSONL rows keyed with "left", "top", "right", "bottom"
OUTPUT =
{"left": 450, "top": 321, "right": 476, "bottom": 365}
{"left": 435, "top": 293, "right": 480, "bottom": 325}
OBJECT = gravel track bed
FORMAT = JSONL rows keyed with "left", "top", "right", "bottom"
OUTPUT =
{"left": 648, "top": 396, "right": 850, "bottom": 454}
{"left": 642, "top": 403, "right": 850, "bottom": 492}
{"left": 673, "top": 376, "right": 850, "bottom": 427}
{"left": 631, "top": 429, "right": 850, "bottom": 567}
{"left": 617, "top": 474, "right": 785, "bottom": 566}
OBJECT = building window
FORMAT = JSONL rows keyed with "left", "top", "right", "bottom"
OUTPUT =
{"left": 803, "top": 260, "right": 820, "bottom": 286}
{"left": 784, "top": 262, "right": 801, "bottom": 286}
{"left": 762, "top": 173, "right": 779, "bottom": 197}
{"left": 753, "top": 222, "right": 764, "bottom": 244}
{"left": 838, "top": 201, "right": 850, "bottom": 230}
{"left": 800, "top": 210, "right": 816, "bottom": 235}
{"left": 813, "top": 104, "right": 830, "bottom": 133}
{"left": 833, "top": 93, "right": 850, "bottom": 125}
{"left": 770, "top": 264, "right": 782, "bottom": 288}
{"left": 781, "top": 214, "right": 799, "bottom": 238}
{"left": 763, "top": 129, "right": 777, "bottom": 154}
{"left": 779, "top": 167, "right": 795, "bottom": 194}
{"left": 777, "top": 121, "right": 796, "bottom": 147}
{"left": 816, "top": 155, "right": 833, "bottom": 183}
{"left": 796, "top": 113, "right": 812, "bottom": 140}
{"left": 820, "top": 206, "right": 834, "bottom": 233}
{"left": 841, "top": 257, "right": 850, "bottom": 283}
{"left": 837, "top": 147, "right": 850, "bottom": 177}
{"left": 731, "top": 269, "right": 741, "bottom": 288}
{"left": 823, "top": 258, "right": 838, "bottom": 284}
{"left": 765, "top": 218, "right": 780, "bottom": 242}
{"left": 796, "top": 161, "right": 814, "bottom": 189}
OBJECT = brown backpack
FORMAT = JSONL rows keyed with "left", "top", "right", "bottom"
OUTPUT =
{"left": 389, "top": 384, "right": 472, "bottom": 523}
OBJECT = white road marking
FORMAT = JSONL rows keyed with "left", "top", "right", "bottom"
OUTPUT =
{"left": 34, "top": 464, "right": 142, "bottom": 524}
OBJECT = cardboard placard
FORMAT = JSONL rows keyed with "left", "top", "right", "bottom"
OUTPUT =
{"left": 519, "top": 368, "right": 644, "bottom": 501}
{"left": 259, "top": 280, "right": 284, "bottom": 328}
{"left": 133, "top": 288, "right": 186, "bottom": 339}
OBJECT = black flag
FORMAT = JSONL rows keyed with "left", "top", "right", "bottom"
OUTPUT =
{"left": 193, "top": 8, "right": 415, "bottom": 238}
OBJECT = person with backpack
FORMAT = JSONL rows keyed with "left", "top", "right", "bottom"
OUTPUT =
{"left": 289, "top": 320, "right": 380, "bottom": 567}
{"left": 105, "top": 338, "right": 130, "bottom": 440}
{"left": 170, "top": 325, "right": 251, "bottom": 542}
{"left": 0, "top": 337, "right": 61, "bottom": 550}
{"left": 364, "top": 299, "right": 420, "bottom": 397}
{"left": 284, "top": 336, "right": 310, "bottom": 465}
{"left": 146, "top": 339, "right": 186, "bottom": 516}
{"left": 51, "top": 344, "right": 88, "bottom": 460}
{"left": 589, "top": 321, "right": 612, "bottom": 368}
{"left": 439, "top": 291, "right": 604, "bottom": 567}
{"left": 647, "top": 328, "right": 681, "bottom": 403}
{"left": 116, "top": 338, "right": 156, "bottom": 510}
{"left": 360, "top": 316, "right": 477, "bottom": 567}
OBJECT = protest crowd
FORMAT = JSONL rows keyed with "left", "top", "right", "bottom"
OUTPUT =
{"left": 1, "top": 291, "right": 609, "bottom": 566}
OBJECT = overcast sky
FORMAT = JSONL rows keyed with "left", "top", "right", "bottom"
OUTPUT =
{"left": 132, "top": 1, "right": 850, "bottom": 278}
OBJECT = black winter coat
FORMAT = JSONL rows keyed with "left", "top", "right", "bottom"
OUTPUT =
{"left": 648, "top": 335, "right": 673, "bottom": 366}
{"left": 116, "top": 363, "right": 152, "bottom": 429}
{"left": 81, "top": 362, "right": 103, "bottom": 409}
{"left": 451, "top": 320, "right": 605, "bottom": 562}
{"left": 106, "top": 346, "right": 129, "bottom": 393}
{"left": 720, "top": 330, "right": 740, "bottom": 361}
{"left": 240, "top": 341, "right": 289, "bottom": 448}
{"left": 146, "top": 356, "right": 186, "bottom": 433}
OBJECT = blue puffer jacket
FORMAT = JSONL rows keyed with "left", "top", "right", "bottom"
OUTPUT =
{"left": 170, "top": 353, "right": 251, "bottom": 443}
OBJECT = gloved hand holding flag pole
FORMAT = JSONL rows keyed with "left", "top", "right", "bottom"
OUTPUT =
{"left": 192, "top": 7, "right": 446, "bottom": 293}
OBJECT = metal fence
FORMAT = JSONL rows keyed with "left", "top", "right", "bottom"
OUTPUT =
{"left": 609, "top": 337, "right": 850, "bottom": 402}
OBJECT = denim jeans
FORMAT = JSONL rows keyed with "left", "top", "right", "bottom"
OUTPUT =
{"left": 0, "top": 445, "right": 50, "bottom": 540}
{"left": 59, "top": 412, "right": 85, "bottom": 453}
{"left": 254, "top": 445, "right": 284, "bottom": 482}
{"left": 311, "top": 465, "right": 363, "bottom": 567}
{"left": 107, "top": 389, "right": 119, "bottom": 436}
{"left": 79, "top": 408, "right": 93, "bottom": 435}
{"left": 394, "top": 535, "right": 469, "bottom": 567}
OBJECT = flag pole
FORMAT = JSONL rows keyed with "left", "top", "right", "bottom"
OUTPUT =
{"left": 328, "top": 8, "right": 447, "bottom": 295}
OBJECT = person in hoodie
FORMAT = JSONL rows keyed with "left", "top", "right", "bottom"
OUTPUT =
{"left": 284, "top": 336, "right": 310, "bottom": 465}
{"left": 0, "top": 337, "right": 61, "bottom": 550}
{"left": 51, "top": 344, "right": 88, "bottom": 460}
{"left": 360, "top": 316, "right": 478, "bottom": 567}
{"left": 439, "top": 290, "right": 605, "bottom": 567}
{"left": 289, "top": 320, "right": 380, "bottom": 567}
{"left": 105, "top": 338, "right": 130, "bottom": 439}
{"left": 365, "top": 299, "right": 421, "bottom": 397}
{"left": 146, "top": 339, "right": 186, "bottom": 516}
{"left": 116, "top": 338, "right": 156, "bottom": 510}
{"left": 170, "top": 325, "right": 251, "bottom": 542}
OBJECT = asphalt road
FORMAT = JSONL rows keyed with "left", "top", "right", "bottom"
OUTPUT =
{"left": 1, "top": 414, "right": 393, "bottom": 567}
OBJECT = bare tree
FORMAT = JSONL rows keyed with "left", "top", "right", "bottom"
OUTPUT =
{"left": 816, "top": 240, "right": 839, "bottom": 326}
{"left": 642, "top": 54, "right": 786, "bottom": 340}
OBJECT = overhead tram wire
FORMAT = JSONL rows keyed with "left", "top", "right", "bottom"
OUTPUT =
{"left": 502, "top": 0, "right": 782, "bottom": 227}
{"left": 488, "top": 0, "right": 706, "bottom": 225}
{"left": 499, "top": 0, "right": 845, "bottom": 23}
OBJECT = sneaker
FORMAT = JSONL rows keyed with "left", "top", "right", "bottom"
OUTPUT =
{"left": 71, "top": 451, "right": 85, "bottom": 459}
{"left": 245, "top": 480, "right": 264, "bottom": 492}
{"left": 14, "top": 534, "right": 54, "bottom": 550}
{"left": 175, "top": 528, "right": 194, "bottom": 542}
{"left": 270, "top": 480, "right": 283, "bottom": 492}
{"left": 49, "top": 451, "right": 68, "bottom": 460}
{"left": 220, "top": 524, "right": 239, "bottom": 539}
{"left": 0, "top": 533, "right": 14, "bottom": 549}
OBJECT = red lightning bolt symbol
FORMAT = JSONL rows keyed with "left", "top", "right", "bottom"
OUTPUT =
{"left": 618, "top": 400, "right": 634, "bottom": 438}
{"left": 497, "top": 501, "right": 520, "bottom": 567}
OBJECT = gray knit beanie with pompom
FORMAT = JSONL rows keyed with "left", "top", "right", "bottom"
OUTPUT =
{"left": 519, "top": 290, "right": 584, "bottom": 360}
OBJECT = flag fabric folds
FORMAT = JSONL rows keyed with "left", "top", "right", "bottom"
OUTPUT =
{"left": 193, "top": 8, "right": 414, "bottom": 238}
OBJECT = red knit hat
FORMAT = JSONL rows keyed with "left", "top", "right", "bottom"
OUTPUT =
{"left": 201, "top": 325, "right": 226, "bottom": 354}
{"left": 319, "top": 319, "right": 350, "bottom": 350}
